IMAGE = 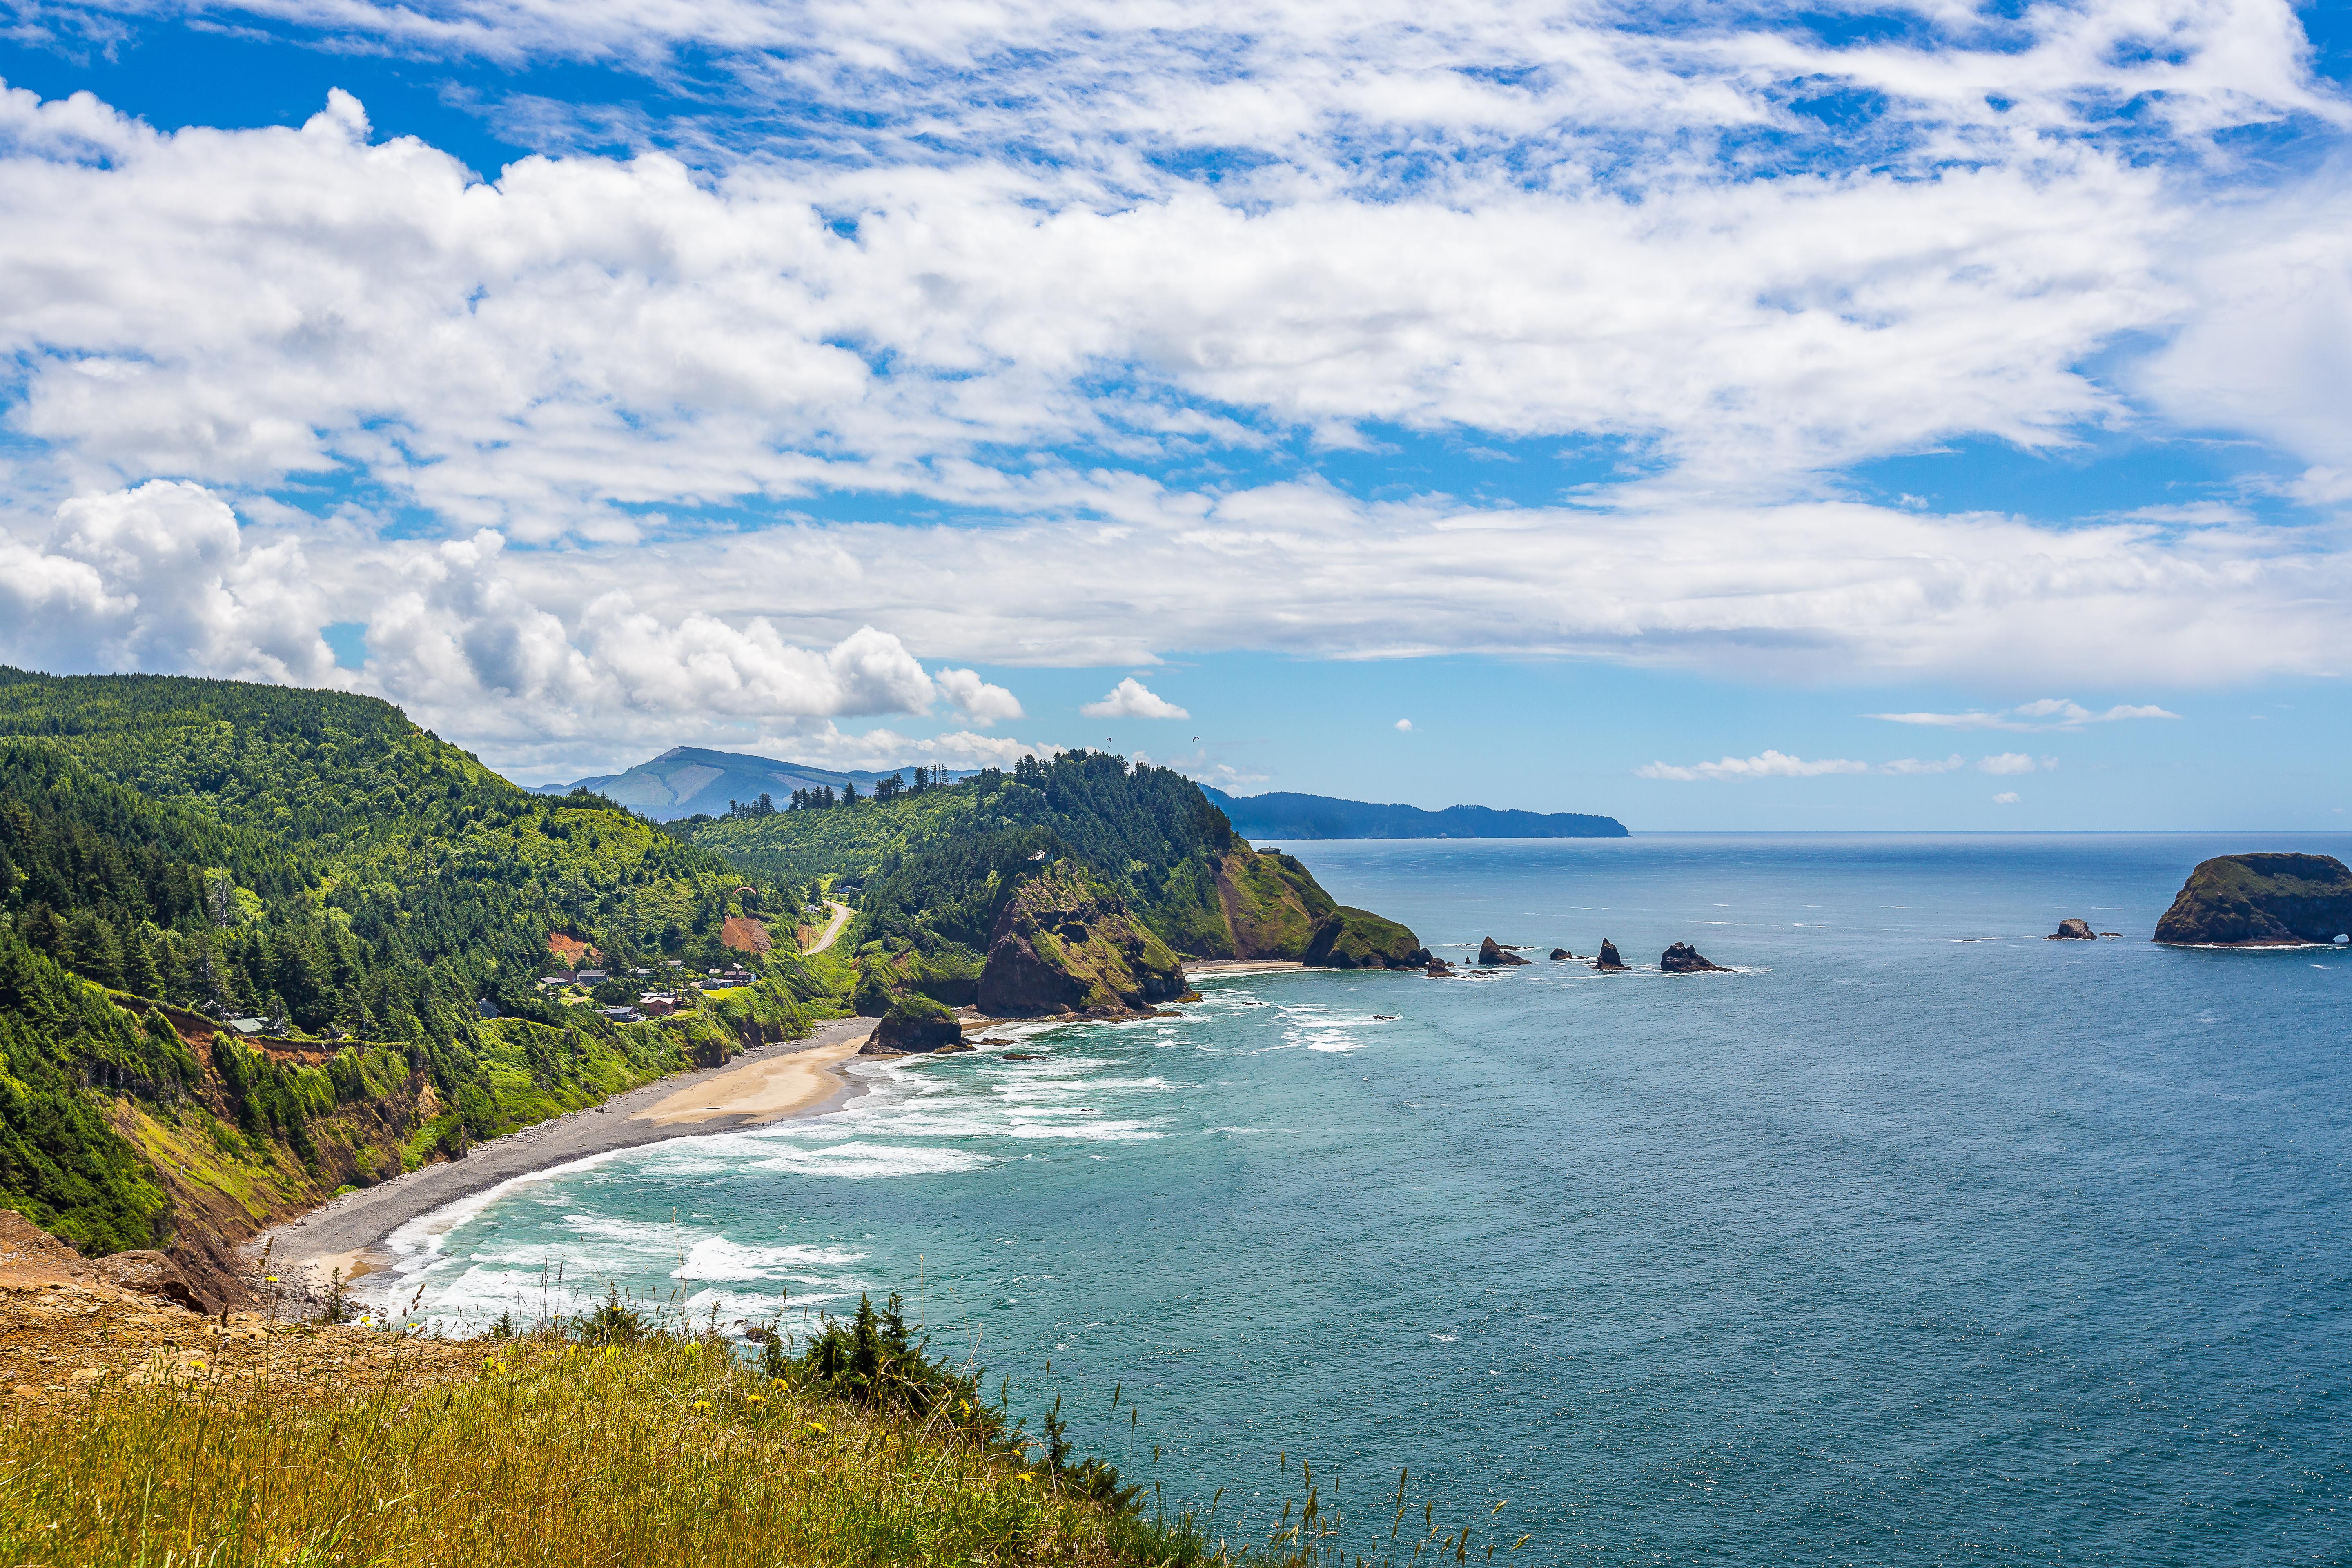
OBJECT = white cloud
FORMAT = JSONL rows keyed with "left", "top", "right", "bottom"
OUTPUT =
{"left": 1870, "top": 699, "right": 2183, "bottom": 731}
{"left": 1992, "top": 791, "right": 2022, "bottom": 804}
{"left": 0, "top": 4, "right": 2345, "bottom": 751}
{"left": 1394, "top": 718, "right": 1412, "bottom": 732}
{"left": 1977, "top": 752, "right": 2054, "bottom": 775}
{"left": 0, "top": 480, "right": 339, "bottom": 686}
{"left": 932, "top": 667, "right": 1024, "bottom": 725}
{"left": 1636, "top": 750, "right": 1869, "bottom": 782}
{"left": 1081, "top": 676, "right": 1189, "bottom": 720}
{"left": 1880, "top": 755, "right": 1967, "bottom": 774}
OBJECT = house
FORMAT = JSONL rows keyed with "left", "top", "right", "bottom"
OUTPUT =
{"left": 638, "top": 993, "right": 677, "bottom": 1016}
{"left": 477, "top": 998, "right": 501, "bottom": 1019}
{"left": 226, "top": 1017, "right": 266, "bottom": 1036}
{"left": 719, "top": 967, "right": 753, "bottom": 984}
{"left": 601, "top": 1005, "right": 644, "bottom": 1023}
{"left": 539, "top": 976, "right": 567, "bottom": 987}
{"left": 577, "top": 969, "right": 608, "bottom": 983}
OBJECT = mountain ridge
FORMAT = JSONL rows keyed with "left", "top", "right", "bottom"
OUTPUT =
{"left": 533, "top": 746, "right": 980, "bottom": 822}
{"left": 1201, "top": 785, "right": 1628, "bottom": 840}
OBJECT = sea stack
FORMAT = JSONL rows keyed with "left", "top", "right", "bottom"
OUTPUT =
{"left": 1478, "top": 937, "right": 1530, "bottom": 967}
{"left": 2153, "top": 853, "right": 2352, "bottom": 946}
{"left": 2048, "top": 918, "right": 2096, "bottom": 940}
{"left": 1425, "top": 959, "right": 1455, "bottom": 978}
{"left": 1592, "top": 940, "right": 1629, "bottom": 972}
{"left": 1660, "top": 942, "right": 1730, "bottom": 973}
{"left": 1549, "top": 948, "right": 1571, "bottom": 960}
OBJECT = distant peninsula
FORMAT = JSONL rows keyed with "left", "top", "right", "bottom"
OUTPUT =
{"left": 1201, "top": 786, "right": 1628, "bottom": 840}
{"left": 2153, "top": 852, "right": 2352, "bottom": 947}
{"left": 535, "top": 746, "right": 977, "bottom": 822}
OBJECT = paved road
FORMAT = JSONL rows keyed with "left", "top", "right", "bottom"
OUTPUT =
{"left": 802, "top": 899, "right": 853, "bottom": 953}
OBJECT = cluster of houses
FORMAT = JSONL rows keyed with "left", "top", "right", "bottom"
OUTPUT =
{"left": 519, "top": 956, "right": 759, "bottom": 1025}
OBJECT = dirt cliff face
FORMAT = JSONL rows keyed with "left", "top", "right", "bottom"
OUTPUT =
{"left": 2153, "top": 853, "right": 2352, "bottom": 946}
{"left": 977, "top": 862, "right": 1186, "bottom": 1017}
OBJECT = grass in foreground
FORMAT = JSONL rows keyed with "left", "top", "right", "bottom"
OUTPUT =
{"left": 0, "top": 1278, "right": 1530, "bottom": 1568}
{"left": 0, "top": 1332, "right": 1202, "bottom": 1568}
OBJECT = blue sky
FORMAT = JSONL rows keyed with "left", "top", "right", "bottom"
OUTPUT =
{"left": 1, "top": 0, "right": 2348, "bottom": 829}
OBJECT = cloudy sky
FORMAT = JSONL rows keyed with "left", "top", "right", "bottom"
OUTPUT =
{"left": 1, "top": 0, "right": 2347, "bottom": 829}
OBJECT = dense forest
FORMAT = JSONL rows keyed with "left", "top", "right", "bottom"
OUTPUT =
{"left": 0, "top": 671, "right": 846, "bottom": 1285}
{"left": 691, "top": 751, "right": 1428, "bottom": 1011}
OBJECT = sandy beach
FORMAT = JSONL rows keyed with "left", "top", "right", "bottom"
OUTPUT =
{"left": 1183, "top": 959, "right": 1308, "bottom": 979}
{"left": 253, "top": 1018, "right": 873, "bottom": 1293}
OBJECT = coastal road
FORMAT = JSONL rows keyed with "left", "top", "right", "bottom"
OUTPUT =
{"left": 801, "top": 899, "right": 852, "bottom": 954}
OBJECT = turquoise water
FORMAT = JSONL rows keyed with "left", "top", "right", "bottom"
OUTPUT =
{"left": 370, "top": 835, "right": 2350, "bottom": 1564}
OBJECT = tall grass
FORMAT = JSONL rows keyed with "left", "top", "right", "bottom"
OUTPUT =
{"left": 1, "top": 1288, "right": 1532, "bottom": 1568}
{"left": 0, "top": 1334, "right": 1202, "bottom": 1568}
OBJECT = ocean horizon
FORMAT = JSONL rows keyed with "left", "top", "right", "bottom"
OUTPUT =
{"left": 366, "top": 833, "right": 2349, "bottom": 1564}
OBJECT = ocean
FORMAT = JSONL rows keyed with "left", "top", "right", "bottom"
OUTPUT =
{"left": 364, "top": 835, "right": 2350, "bottom": 1565}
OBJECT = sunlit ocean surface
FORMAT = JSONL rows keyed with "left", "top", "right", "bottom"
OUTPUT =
{"left": 366, "top": 835, "right": 2350, "bottom": 1565}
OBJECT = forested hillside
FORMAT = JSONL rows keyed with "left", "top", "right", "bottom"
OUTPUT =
{"left": 0, "top": 670, "right": 844, "bottom": 1294}
{"left": 690, "top": 751, "right": 1430, "bottom": 1014}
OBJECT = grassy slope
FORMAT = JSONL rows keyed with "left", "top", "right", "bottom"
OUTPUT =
{"left": 0, "top": 1330, "right": 1205, "bottom": 1568}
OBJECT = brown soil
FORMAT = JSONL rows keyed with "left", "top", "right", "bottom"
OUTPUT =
{"left": 546, "top": 933, "right": 599, "bottom": 969}
{"left": 2, "top": 1247, "right": 472, "bottom": 1413}
{"left": 720, "top": 915, "right": 774, "bottom": 954}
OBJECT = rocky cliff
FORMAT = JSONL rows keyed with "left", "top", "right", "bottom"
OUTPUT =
{"left": 2152, "top": 853, "right": 2352, "bottom": 947}
{"left": 976, "top": 861, "right": 1187, "bottom": 1017}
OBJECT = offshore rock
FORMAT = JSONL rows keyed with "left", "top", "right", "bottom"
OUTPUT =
{"left": 977, "top": 859, "right": 1186, "bottom": 1016}
{"left": 2153, "top": 853, "right": 2352, "bottom": 946}
{"left": 1659, "top": 942, "right": 1731, "bottom": 974}
{"left": 1425, "top": 960, "right": 1455, "bottom": 978}
{"left": 1305, "top": 906, "right": 1434, "bottom": 969}
{"left": 1477, "top": 938, "right": 1529, "bottom": 967}
{"left": 1549, "top": 948, "right": 1571, "bottom": 960}
{"left": 870, "top": 994, "right": 965, "bottom": 1052}
{"left": 1592, "top": 940, "right": 1629, "bottom": 972}
{"left": 2048, "top": 918, "right": 2096, "bottom": 940}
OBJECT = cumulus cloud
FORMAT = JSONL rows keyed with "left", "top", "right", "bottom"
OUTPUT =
{"left": 1880, "top": 755, "right": 1967, "bottom": 774}
{"left": 0, "top": 1, "right": 2345, "bottom": 757}
{"left": 1992, "top": 791, "right": 2022, "bottom": 804}
{"left": 933, "top": 667, "right": 1024, "bottom": 725}
{"left": 1978, "top": 753, "right": 2056, "bottom": 775}
{"left": 0, "top": 481, "right": 339, "bottom": 685}
{"left": 1394, "top": 719, "right": 1412, "bottom": 732}
{"left": 1869, "top": 699, "right": 2183, "bottom": 731}
{"left": 0, "top": 481, "right": 1049, "bottom": 777}
{"left": 1635, "top": 750, "right": 1869, "bottom": 782}
{"left": 1081, "top": 677, "right": 1189, "bottom": 721}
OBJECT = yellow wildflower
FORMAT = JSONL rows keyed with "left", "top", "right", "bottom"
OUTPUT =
{"left": 806, "top": 1421, "right": 827, "bottom": 1435}
{"left": 745, "top": 1394, "right": 764, "bottom": 1404}
{"left": 693, "top": 1401, "right": 711, "bottom": 1410}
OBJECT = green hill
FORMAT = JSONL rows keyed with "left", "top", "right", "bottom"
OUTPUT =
{"left": 0, "top": 670, "right": 843, "bottom": 1293}
{"left": 690, "top": 751, "right": 1430, "bottom": 1016}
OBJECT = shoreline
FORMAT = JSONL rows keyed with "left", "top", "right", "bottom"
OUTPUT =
{"left": 1183, "top": 959, "right": 1308, "bottom": 979}
{"left": 250, "top": 1016, "right": 873, "bottom": 1293}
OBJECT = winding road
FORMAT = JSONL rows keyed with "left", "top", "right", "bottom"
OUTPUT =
{"left": 801, "top": 899, "right": 853, "bottom": 954}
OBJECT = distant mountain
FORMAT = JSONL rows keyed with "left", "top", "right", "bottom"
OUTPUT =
{"left": 536, "top": 747, "right": 979, "bottom": 821}
{"left": 1200, "top": 785, "right": 1628, "bottom": 840}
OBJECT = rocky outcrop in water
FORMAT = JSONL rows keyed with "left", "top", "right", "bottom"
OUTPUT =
{"left": 1549, "top": 948, "right": 1571, "bottom": 960}
{"left": 1592, "top": 940, "right": 1629, "bottom": 972}
{"left": 1477, "top": 938, "right": 1529, "bottom": 967}
{"left": 869, "top": 994, "right": 965, "bottom": 1052}
{"left": 1660, "top": 942, "right": 1730, "bottom": 973}
{"left": 1305, "top": 906, "right": 1434, "bottom": 969}
{"left": 977, "top": 860, "right": 1187, "bottom": 1016}
{"left": 1425, "top": 959, "right": 1454, "bottom": 977}
{"left": 2153, "top": 853, "right": 2352, "bottom": 947}
{"left": 2048, "top": 918, "right": 2096, "bottom": 940}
